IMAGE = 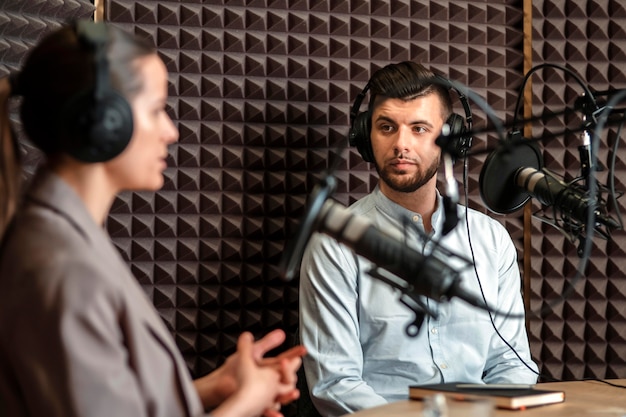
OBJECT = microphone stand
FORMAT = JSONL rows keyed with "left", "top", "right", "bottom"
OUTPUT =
{"left": 367, "top": 267, "right": 438, "bottom": 337}
{"left": 278, "top": 173, "right": 337, "bottom": 282}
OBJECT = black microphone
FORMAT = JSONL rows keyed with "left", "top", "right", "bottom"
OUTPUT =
{"left": 515, "top": 167, "right": 620, "bottom": 230}
{"left": 315, "top": 199, "right": 464, "bottom": 302}
{"left": 479, "top": 139, "right": 620, "bottom": 230}
{"left": 279, "top": 175, "right": 477, "bottom": 304}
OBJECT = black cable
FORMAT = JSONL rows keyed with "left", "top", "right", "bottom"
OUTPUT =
{"left": 581, "top": 377, "right": 626, "bottom": 389}
{"left": 404, "top": 74, "right": 542, "bottom": 377}
{"left": 511, "top": 63, "right": 598, "bottom": 129}
{"left": 431, "top": 77, "right": 534, "bottom": 332}
{"left": 465, "top": 214, "right": 542, "bottom": 378}
{"left": 432, "top": 73, "right": 532, "bottom": 333}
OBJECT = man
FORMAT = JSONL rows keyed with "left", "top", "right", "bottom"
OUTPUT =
{"left": 298, "top": 61, "right": 538, "bottom": 417}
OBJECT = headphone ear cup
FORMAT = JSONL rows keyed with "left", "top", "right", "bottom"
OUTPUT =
{"left": 349, "top": 111, "right": 374, "bottom": 163}
{"left": 442, "top": 112, "right": 471, "bottom": 158}
{"left": 445, "top": 112, "right": 465, "bottom": 138}
{"left": 62, "top": 89, "right": 134, "bottom": 163}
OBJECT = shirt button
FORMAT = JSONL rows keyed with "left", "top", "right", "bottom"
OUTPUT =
{"left": 431, "top": 327, "right": 438, "bottom": 334}
{"left": 440, "top": 364, "right": 448, "bottom": 369}
{"left": 412, "top": 215, "right": 420, "bottom": 222}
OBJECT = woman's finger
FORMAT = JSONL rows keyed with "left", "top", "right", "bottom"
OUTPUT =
{"left": 252, "top": 329, "right": 286, "bottom": 359}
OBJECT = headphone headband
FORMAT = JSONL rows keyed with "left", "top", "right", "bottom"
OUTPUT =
{"left": 349, "top": 82, "right": 370, "bottom": 126}
{"left": 75, "top": 20, "right": 109, "bottom": 102}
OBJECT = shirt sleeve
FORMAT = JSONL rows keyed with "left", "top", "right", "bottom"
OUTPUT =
{"left": 481, "top": 220, "right": 539, "bottom": 384}
{"left": 299, "top": 232, "right": 388, "bottom": 417}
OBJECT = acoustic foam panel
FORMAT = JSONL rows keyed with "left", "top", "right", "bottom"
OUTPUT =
{"left": 103, "top": 0, "right": 528, "bottom": 385}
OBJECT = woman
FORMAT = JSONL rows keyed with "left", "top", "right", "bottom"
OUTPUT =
{"left": 0, "top": 20, "right": 304, "bottom": 417}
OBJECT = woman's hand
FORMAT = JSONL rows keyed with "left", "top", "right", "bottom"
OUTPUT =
{"left": 194, "top": 329, "right": 306, "bottom": 417}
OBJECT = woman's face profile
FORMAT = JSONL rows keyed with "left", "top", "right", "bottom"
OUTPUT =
{"left": 105, "top": 53, "right": 178, "bottom": 192}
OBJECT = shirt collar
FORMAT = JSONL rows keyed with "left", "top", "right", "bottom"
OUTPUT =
{"left": 370, "top": 184, "right": 444, "bottom": 236}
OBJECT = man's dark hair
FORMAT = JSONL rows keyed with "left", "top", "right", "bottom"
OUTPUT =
{"left": 367, "top": 61, "right": 453, "bottom": 119}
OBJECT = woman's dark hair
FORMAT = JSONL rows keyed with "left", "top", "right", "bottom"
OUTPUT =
{"left": 0, "top": 22, "right": 155, "bottom": 238}
{"left": 19, "top": 23, "right": 155, "bottom": 155}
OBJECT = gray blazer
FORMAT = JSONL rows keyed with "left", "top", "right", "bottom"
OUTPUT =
{"left": 0, "top": 170, "right": 205, "bottom": 417}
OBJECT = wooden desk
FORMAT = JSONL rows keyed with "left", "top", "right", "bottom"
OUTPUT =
{"left": 343, "top": 379, "right": 626, "bottom": 417}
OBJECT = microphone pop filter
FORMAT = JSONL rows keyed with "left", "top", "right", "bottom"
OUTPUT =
{"left": 479, "top": 140, "right": 542, "bottom": 214}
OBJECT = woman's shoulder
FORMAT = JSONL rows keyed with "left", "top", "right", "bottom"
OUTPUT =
{"left": 0, "top": 202, "right": 125, "bottom": 303}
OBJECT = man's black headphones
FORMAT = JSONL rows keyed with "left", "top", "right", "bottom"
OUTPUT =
{"left": 348, "top": 74, "right": 473, "bottom": 163}
{"left": 60, "top": 20, "right": 133, "bottom": 163}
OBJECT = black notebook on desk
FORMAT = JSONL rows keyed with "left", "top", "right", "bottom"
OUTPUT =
{"left": 409, "top": 383, "right": 565, "bottom": 410}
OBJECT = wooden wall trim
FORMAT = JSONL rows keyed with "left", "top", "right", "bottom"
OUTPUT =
{"left": 522, "top": 0, "right": 533, "bottom": 326}
{"left": 94, "top": 0, "right": 104, "bottom": 22}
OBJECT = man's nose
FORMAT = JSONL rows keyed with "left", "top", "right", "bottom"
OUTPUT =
{"left": 393, "top": 126, "right": 411, "bottom": 152}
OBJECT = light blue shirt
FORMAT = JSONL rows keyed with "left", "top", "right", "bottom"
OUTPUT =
{"left": 299, "top": 186, "right": 538, "bottom": 417}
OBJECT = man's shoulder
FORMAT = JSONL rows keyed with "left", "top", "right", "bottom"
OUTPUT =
{"left": 347, "top": 192, "right": 378, "bottom": 215}
{"left": 463, "top": 205, "right": 506, "bottom": 229}
{"left": 458, "top": 206, "right": 516, "bottom": 248}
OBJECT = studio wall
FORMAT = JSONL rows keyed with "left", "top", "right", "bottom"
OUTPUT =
{"left": 100, "top": 0, "right": 528, "bottom": 380}
{"left": 1, "top": 2, "right": 625, "bottom": 415}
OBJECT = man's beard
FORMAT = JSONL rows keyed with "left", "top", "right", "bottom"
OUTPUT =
{"left": 375, "top": 157, "right": 439, "bottom": 193}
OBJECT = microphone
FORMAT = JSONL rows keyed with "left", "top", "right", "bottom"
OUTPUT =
{"left": 515, "top": 167, "right": 620, "bottom": 230}
{"left": 315, "top": 198, "right": 463, "bottom": 302}
{"left": 279, "top": 175, "right": 476, "bottom": 304}
{"left": 479, "top": 138, "right": 620, "bottom": 232}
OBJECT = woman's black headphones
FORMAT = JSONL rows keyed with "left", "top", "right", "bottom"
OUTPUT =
{"left": 60, "top": 20, "right": 134, "bottom": 163}
{"left": 348, "top": 74, "right": 473, "bottom": 163}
